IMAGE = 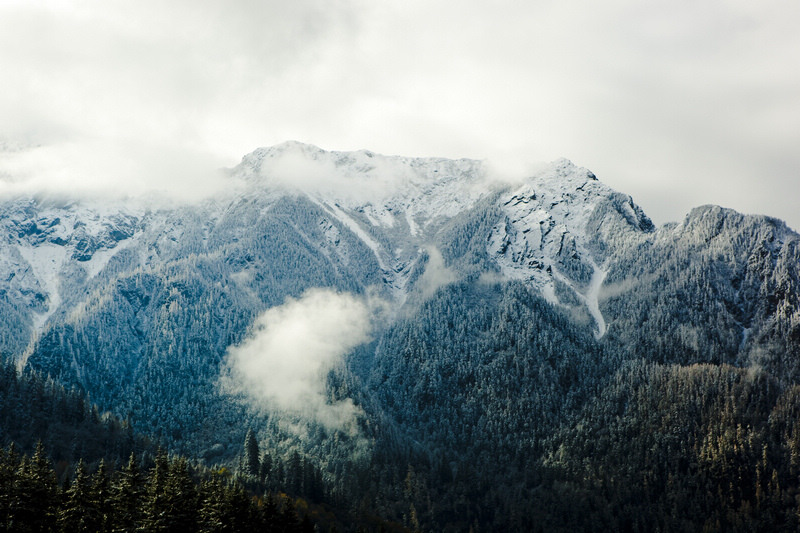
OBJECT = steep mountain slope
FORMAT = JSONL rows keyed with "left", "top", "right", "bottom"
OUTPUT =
{"left": 0, "top": 143, "right": 657, "bottom": 364}
{"left": 601, "top": 205, "right": 800, "bottom": 375}
{"left": 1, "top": 142, "right": 799, "bottom": 530}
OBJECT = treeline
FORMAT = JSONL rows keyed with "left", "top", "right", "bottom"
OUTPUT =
{"left": 530, "top": 362, "right": 800, "bottom": 532}
{"left": 0, "top": 356, "right": 401, "bottom": 531}
{"left": 0, "top": 442, "right": 316, "bottom": 532}
{"left": 0, "top": 357, "right": 148, "bottom": 465}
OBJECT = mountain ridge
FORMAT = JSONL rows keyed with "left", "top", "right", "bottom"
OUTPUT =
{"left": 1, "top": 142, "right": 796, "bottom": 360}
{"left": 2, "top": 142, "right": 800, "bottom": 530}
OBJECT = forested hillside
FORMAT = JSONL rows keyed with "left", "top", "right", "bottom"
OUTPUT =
{"left": 1, "top": 143, "right": 799, "bottom": 530}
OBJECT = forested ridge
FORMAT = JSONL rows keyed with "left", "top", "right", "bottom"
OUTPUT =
{"left": 0, "top": 443, "right": 318, "bottom": 533}
{"left": 0, "top": 357, "right": 402, "bottom": 532}
{"left": 2, "top": 150, "right": 800, "bottom": 530}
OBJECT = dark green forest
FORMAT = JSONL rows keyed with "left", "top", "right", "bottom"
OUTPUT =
{"left": 0, "top": 442, "right": 319, "bottom": 533}
{"left": 2, "top": 166, "right": 800, "bottom": 531}
{"left": 0, "top": 358, "right": 402, "bottom": 532}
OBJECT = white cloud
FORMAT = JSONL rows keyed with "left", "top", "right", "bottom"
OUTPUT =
{"left": 0, "top": 139, "right": 232, "bottom": 202}
{"left": 416, "top": 246, "right": 457, "bottom": 300}
{"left": 220, "top": 288, "right": 371, "bottom": 432}
{"left": 0, "top": 0, "right": 798, "bottom": 228}
{"left": 252, "top": 142, "right": 427, "bottom": 204}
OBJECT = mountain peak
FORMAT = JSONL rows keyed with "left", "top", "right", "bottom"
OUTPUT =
{"left": 233, "top": 143, "right": 489, "bottom": 209}
{"left": 265, "top": 140, "right": 326, "bottom": 156}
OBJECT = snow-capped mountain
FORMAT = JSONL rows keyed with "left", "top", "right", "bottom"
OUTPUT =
{"left": 0, "top": 141, "right": 798, "bottom": 465}
{"left": 0, "top": 142, "right": 650, "bottom": 349}
{"left": 229, "top": 142, "right": 654, "bottom": 325}
{"left": 3, "top": 142, "right": 800, "bottom": 532}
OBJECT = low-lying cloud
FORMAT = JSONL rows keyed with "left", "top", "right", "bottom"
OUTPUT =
{"left": 220, "top": 288, "right": 371, "bottom": 432}
{"left": 0, "top": 138, "right": 234, "bottom": 203}
{"left": 2, "top": 1, "right": 798, "bottom": 227}
{"left": 417, "top": 246, "right": 458, "bottom": 300}
{"left": 253, "top": 142, "right": 425, "bottom": 204}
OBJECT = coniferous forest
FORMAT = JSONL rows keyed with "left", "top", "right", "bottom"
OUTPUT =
{"left": 1, "top": 148, "right": 799, "bottom": 531}
{"left": 0, "top": 443, "right": 318, "bottom": 533}
{"left": 0, "top": 358, "right": 402, "bottom": 531}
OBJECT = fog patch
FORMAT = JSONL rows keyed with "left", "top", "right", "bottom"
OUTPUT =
{"left": 0, "top": 138, "right": 236, "bottom": 203}
{"left": 220, "top": 288, "right": 370, "bottom": 433}
{"left": 477, "top": 271, "right": 507, "bottom": 286}
{"left": 416, "top": 246, "right": 458, "bottom": 300}
{"left": 483, "top": 156, "right": 551, "bottom": 187}
{"left": 599, "top": 276, "right": 649, "bottom": 300}
{"left": 253, "top": 142, "right": 420, "bottom": 204}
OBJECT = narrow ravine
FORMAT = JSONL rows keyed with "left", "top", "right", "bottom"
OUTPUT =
{"left": 585, "top": 260, "right": 607, "bottom": 339}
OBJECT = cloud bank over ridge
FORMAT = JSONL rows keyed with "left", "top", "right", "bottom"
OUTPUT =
{"left": 1, "top": 1, "right": 798, "bottom": 228}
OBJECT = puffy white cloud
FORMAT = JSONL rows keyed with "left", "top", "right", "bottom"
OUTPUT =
{"left": 220, "top": 288, "right": 370, "bottom": 432}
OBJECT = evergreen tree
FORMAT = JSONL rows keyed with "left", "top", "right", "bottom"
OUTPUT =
{"left": 225, "top": 483, "right": 257, "bottom": 533}
{"left": 258, "top": 452, "right": 272, "bottom": 486}
{"left": 260, "top": 492, "right": 279, "bottom": 531}
{"left": 59, "top": 460, "right": 100, "bottom": 533}
{"left": 243, "top": 429, "right": 260, "bottom": 478}
{"left": 93, "top": 459, "right": 113, "bottom": 533}
{"left": 199, "top": 477, "right": 257, "bottom": 533}
{"left": 278, "top": 497, "right": 301, "bottom": 533}
{"left": 161, "top": 456, "right": 198, "bottom": 532}
{"left": 111, "top": 453, "right": 144, "bottom": 533}
{"left": 0, "top": 444, "right": 19, "bottom": 532}
{"left": 198, "top": 477, "right": 227, "bottom": 533}
{"left": 139, "top": 451, "right": 169, "bottom": 532}
{"left": 286, "top": 452, "right": 303, "bottom": 495}
{"left": 14, "top": 442, "right": 58, "bottom": 533}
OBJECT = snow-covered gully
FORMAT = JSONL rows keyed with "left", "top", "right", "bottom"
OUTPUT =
{"left": 584, "top": 260, "right": 607, "bottom": 339}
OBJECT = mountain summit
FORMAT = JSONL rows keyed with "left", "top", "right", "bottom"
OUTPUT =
{"left": 1, "top": 143, "right": 799, "bottom": 530}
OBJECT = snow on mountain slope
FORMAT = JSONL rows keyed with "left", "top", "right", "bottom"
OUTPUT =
{"left": 0, "top": 142, "right": 655, "bottom": 352}
{"left": 16, "top": 243, "right": 68, "bottom": 331}
{"left": 231, "top": 144, "right": 654, "bottom": 336}
{"left": 486, "top": 159, "right": 620, "bottom": 332}
{"left": 233, "top": 141, "right": 498, "bottom": 303}
{"left": 0, "top": 199, "right": 143, "bottom": 346}
{"left": 235, "top": 141, "right": 491, "bottom": 229}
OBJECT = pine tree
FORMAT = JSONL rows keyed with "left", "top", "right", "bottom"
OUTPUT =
{"left": 286, "top": 452, "right": 303, "bottom": 494}
{"left": 259, "top": 452, "right": 272, "bottom": 486}
{"left": 0, "top": 444, "right": 18, "bottom": 531}
{"left": 162, "top": 456, "right": 198, "bottom": 532}
{"left": 198, "top": 477, "right": 227, "bottom": 533}
{"left": 111, "top": 453, "right": 144, "bottom": 533}
{"left": 260, "top": 492, "right": 279, "bottom": 530}
{"left": 59, "top": 459, "right": 100, "bottom": 533}
{"left": 243, "top": 429, "right": 260, "bottom": 478}
{"left": 139, "top": 451, "right": 169, "bottom": 532}
{"left": 15, "top": 441, "right": 58, "bottom": 533}
{"left": 226, "top": 482, "right": 256, "bottom": 532}
{"left": 278, "top": 497, "right": 301, "bottom": 533}
{"left": 93, "top": 459, "right": 113, "bottom": 533}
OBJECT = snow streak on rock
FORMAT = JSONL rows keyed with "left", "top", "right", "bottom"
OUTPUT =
{"left": 584, "top": 260, "right": 607, "bottom": 339}
{"left": 1, "top": 143, "right": 657, "bottom": 351}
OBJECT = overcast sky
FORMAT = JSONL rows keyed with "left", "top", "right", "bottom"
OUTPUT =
{"left": 1, "top": 0, "right": 798, "bottom": 229}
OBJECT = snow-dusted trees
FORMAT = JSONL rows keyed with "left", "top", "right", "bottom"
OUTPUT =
{"left": 242, "top": 429, "right": 259, "bottom": 478}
